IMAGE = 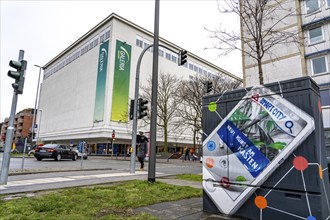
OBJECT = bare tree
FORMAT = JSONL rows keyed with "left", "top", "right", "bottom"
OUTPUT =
{"left": 206, "top": 0, "right": 302, "bottom": 85}
{"left": 176, "top": 75, "right": 241, "bottom": 149}
{"left": 140, "top": 72, "right": 181, "bottom": 152}
{"left": 212, "top": 74, "right": 242, "bottom": 94}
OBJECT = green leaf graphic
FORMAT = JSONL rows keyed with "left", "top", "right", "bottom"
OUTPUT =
{"left": 268, "top": 142, "right": 286, "bottom": 150}
{"left": 251, "top": 140, "right": 265, "bottom": 147}
{"left": 230, "top": 110, "right": 251, "bottom": 122}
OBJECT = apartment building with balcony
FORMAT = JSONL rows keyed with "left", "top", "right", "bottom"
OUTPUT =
{"left": 0, "top": 108, "right": 35, "bottom": 144}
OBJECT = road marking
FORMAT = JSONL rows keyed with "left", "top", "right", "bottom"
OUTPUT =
{"left": 0, "top": 171, "right": 157, "bottom": 190}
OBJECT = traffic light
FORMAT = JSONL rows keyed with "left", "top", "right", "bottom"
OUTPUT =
{"left": 129, "top": 99, "right": 134, "bottom": 120}
{"left": 8, "top": 59, "right": 27, "bottom": 94}
{"left": 178, "top": 49, "right": 187, "bottom": 66}
{"left": 205, "top": 81, "right": 213, "bottom": 93}
{"left": 138, "top": 98, "right": 148, "bottom": 119}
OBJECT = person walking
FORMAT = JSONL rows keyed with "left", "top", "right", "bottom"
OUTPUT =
{"left": 184, "top": 147, "right": 190, "bottom": 161}
{"left": 137, "top": 135, "right": 148, "bottom": 170}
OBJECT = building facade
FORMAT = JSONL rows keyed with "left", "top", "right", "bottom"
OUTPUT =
{"left": 38, "top": 13, "right": 241, "bottom": 155}
{"left": 241, "top": 0, "right": 330, "bottom": 148}
{"left": 0, "top": 108, "right": 35, "bottom": 148}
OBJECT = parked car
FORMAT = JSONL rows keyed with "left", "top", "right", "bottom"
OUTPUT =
{"left": 34, "top": 144, "right": 78, "bottom": 161}
{"left": 72, "top": 147, "right": 88, "bottom": 160}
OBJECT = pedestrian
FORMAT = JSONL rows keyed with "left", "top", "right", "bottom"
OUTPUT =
{"left": 137, "top": 135, "right": 148, "bottom": 170}
{"left": 184, "top": 147, "right": 190, "bottom": 161}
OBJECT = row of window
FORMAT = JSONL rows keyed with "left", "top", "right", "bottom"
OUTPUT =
{"left": 306, "top": 0, "right": 330, "bottom": 14}
{"left": 136, "top": 35, "right": 219, "bottom": 79}
{"left": 44, "top": 27, "right": 111, "bottom": 79}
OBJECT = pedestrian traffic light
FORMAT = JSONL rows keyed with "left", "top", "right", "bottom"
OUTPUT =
{"left": 205, "top": 81, "right": 213, "bottom": 93}
{"left": 129, "top": 99, "right": 134, "bottom": 120}
{"left": 178, "top": 49, "right": 187, "bottom": 66}
{"left": 8, "top": 59, "right": 27, "bottom": 94}
{"left": 138, "top": 98, "right": 148, "bottom": 119}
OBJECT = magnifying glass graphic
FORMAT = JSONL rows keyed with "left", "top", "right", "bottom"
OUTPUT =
{"left": 285, "top": 121, "right": 294, "bottom": 134}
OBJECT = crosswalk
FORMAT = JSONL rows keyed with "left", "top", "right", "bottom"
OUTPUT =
{"left": 0, "top": 171, "right": 149, "bottom": 190}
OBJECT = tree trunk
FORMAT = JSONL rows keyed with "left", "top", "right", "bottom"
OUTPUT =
{"left": 258, "top": 58, "right": 264, "bottom": 85}
{"left": 193, "top": 117, "right": 197, "bottom": 150}
{"left": 164, "top": 123, "right": 168, "bottom": 152}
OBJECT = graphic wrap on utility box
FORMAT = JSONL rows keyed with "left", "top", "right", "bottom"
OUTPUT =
{"left": 203, "top": 85, "right": 315, "bottom": 215}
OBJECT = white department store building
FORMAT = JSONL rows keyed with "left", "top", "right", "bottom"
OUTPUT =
{"left": 37, "top": 13, "right": 241, "bottom": 155}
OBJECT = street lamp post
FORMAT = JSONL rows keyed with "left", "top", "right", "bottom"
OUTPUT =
{"left": 31, "top": 65, "right": 43, "bottom": 144}
{"left": 36, "top": 110, "right": 42, "bottom": 144}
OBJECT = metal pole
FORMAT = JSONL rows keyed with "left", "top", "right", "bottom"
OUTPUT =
{"left": 112, "top": 140, "right": 114, "bottom": 158}
{"left": 148, "top": 0, "right": 160, "bottom": 183}
{"left": 21, "top": 138, "right": 27, "bottom": 171}
{"left": 31, "top": 65, "right": 42, "bottom": 145}
{"left": 0, "top": 50, "right": 24, "bottom": 185}
{"left": 80, "top": 141, "right": 84, "bottom": 169}
{"left": 130, "top": 44, "right": 154, "bottom": 174}
{"left": 111, "top": 139, "right": 113, "bottom": 158}
{"left": 36, "top": 110, "right": 42, "bottom": 143}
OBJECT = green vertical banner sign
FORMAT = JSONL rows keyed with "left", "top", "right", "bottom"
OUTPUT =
{"left": 94, "top": 40, "right": 109, "bottom": 122}
{"left": 111, "top": 40, "right": 132, "bottom": 122}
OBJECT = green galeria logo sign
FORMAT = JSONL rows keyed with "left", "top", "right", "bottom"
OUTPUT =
{"left": 94, "top": 40, "right": 109, "bottom": 122}
{"left": 99, "top": 48, "right": 108, "bottom": 72}
{"left": 117, "top": 46, "right": 130, "bottom": 71}
{"left": 111, "top": 40, "right": 132, "bottom": 122}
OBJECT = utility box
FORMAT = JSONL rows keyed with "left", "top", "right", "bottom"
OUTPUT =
{"left": 202, "top": 77, "right": 330, "bottom": 220}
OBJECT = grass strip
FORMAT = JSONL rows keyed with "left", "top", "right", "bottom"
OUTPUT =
{"left": 0, "top": 180, "right": 202, "bottom": 220}
{"left": 175, "top": 174, "right": 203, "bottom": 182}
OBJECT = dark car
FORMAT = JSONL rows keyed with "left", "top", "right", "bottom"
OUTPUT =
{"left": 34, "top": 144, "right": 78, "bottom": 161}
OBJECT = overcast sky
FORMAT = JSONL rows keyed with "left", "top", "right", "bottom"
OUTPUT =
{"left": 0, "top": 0, "right": 242, "bottom": 121}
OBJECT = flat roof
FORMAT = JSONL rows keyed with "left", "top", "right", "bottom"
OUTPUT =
{"left": 43, "top": 13, "right": 242, "bottom": 82}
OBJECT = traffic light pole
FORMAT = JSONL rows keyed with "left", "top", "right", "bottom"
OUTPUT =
{"left": 130, "top": 44, "right": 154, "bottom": 174}
{"left": 148, "top": 0, "right": 160, "bottom": 183}
{"left": 129, "top": 41, "right": 178, "bottom": 175}
{"left": 129, "top": 1, "right": 182, "bottom": 174}
{"left": 0, "top": 50, "right": 24, "bottom": 185}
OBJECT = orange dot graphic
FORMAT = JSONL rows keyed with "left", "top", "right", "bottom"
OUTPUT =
{"left": 293, "top": 156, "right": 308, "bottom": 171}
{"left": 255, "top": 196, "right": 267, "bottom": 209}
{"left": 206, "top": 158, "right": 214, "bottom": 168}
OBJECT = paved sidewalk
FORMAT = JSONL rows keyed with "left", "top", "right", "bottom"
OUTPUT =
{"left": 138, "top": 178, "right": 243, "bottom": 220}
{"left": 134, "top": 197, "right": 240, "bottom": 220}
{"left": 1, "top": 156, "right": 242, "bottom": 220}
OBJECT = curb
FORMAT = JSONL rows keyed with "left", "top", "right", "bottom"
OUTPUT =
{"left": 8, "top": 168, "right": 113, "bottom": 176}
